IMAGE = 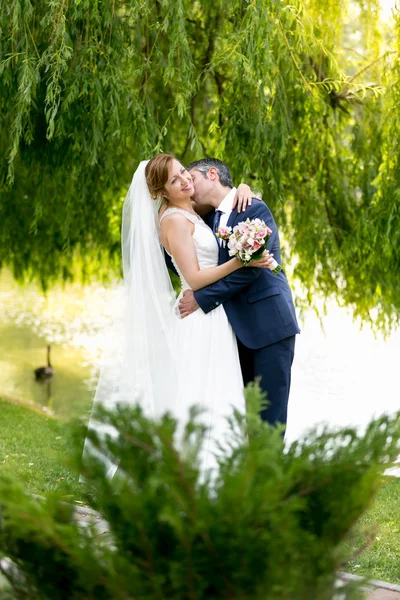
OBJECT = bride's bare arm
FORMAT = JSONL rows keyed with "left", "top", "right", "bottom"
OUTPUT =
{"left": 161, "top": 214, "right": 270, "bottom": 292}
{"left": 161, "top": 214, "right": 240, "bottom": 290}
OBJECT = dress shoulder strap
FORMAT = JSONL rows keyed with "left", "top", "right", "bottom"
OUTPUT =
{"left": 159, "top": 207, "right": 201, "bottom": 225}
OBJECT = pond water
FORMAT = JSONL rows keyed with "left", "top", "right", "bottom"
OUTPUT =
{"left": 0, "top": 269, "right": 399, "bottom": 441}
{"left": 0, "top": 319, "right": 93, "bottom": 418}
{"left": 286, "top": 303, "right": 400, "bottom": 443}
{"left": 0, "top": 270, "right": 120, "bottom": 419}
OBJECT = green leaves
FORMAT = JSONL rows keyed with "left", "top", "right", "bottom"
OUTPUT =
{"left": 1, "top": 383, "right": 400, "bottom": 599}
{"left": 0, "top": 0, "right": 399, "bottom": 330}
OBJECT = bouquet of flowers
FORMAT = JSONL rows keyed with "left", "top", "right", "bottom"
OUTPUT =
{"left": 216, "top": 218, "right": 282, "bottom": 274}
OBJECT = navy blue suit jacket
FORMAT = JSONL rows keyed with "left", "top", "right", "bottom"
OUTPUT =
{"left": 194, "top": 200, "right": 300, "bottom": 350}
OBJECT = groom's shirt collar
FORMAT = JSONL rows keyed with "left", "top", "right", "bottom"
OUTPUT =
{"left": 217, "top": 187, "right": 237, "bottom": 215}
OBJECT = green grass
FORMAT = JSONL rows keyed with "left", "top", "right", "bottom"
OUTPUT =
{"left": 0, "top": 397, "right": 84, "bottom": 498}
{"left": 346, "top": 477, "right": 400, "bottom": 584}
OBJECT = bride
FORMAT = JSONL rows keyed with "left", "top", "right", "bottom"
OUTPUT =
{"left": 82, "top": 154, "right": 274, "bottom": 477}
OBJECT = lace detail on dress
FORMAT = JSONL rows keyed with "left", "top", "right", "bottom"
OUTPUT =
{"left": 159, "top": 207, "right": 204, "bottom": 226}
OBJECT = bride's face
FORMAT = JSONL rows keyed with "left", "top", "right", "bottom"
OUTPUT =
{"left": 163, "top": 159, "right": 194, "bottom": 202}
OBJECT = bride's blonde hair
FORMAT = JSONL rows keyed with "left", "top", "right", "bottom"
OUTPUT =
{"left": 145, "top": 153, "right": 175, "bottom": 200}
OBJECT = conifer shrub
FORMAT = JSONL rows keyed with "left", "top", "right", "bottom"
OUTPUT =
{"left": 0, "top": 383, "right": 399, "bottom": 599}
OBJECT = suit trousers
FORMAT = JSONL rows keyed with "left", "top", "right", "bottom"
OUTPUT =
{"left": 237, "top": 335, "right": 296, "bottom": 428}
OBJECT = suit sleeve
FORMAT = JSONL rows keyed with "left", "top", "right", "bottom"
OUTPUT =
{"left": 194, "top": 201, "right": 278, "bottom": 314}
{"left": 164, "top": 249, "right": 178, "bottom": 276}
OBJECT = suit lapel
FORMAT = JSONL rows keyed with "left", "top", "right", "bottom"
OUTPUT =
{"left": 226, "top": 208, "right": 239, "bottom": 229}
{"left": 204, "top": 210, "right": 215, "bottom": 229}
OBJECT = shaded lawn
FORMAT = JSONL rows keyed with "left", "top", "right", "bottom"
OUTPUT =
{"left": 0, "top": 397, "right": 84, "bottom": 498}
{"left": 346, "top": 477, "right": 400, "bottom": 585}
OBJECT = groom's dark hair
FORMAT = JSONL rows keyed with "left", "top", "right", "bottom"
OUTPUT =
{"left": 187, "top": 158, "right": 233, "bottom": 188}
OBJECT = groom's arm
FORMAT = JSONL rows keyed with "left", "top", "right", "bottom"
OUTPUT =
{"left": 194, "top": 201, "right": 278, "bottom": 314}
{"left": 164, "top": 249, "right": 178, "bottom": 276}
{"left": 194, "top": 267, "right": 262, "bottom": 314}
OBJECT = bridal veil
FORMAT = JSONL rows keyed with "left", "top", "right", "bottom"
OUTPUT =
{"left": 81, "top": 161, "right": 179, "bottom": 478}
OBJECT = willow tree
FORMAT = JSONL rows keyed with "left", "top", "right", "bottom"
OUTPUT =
{"left": 0, "top": 0, "right": 398, "bottom": 330}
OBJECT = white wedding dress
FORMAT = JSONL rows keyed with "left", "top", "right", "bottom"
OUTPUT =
{"left": 160, "top": 207, "right": 245, "bottom": 473}
{"left": 82, "top": 163, "right": 244, "bottom": 480}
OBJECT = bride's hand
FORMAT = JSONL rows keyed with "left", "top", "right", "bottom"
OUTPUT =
{"left": 248, "top": 251, "right": 275, "bottom": 269}
{"left": 232, "top": 183, "right": 262, "bottom": 213}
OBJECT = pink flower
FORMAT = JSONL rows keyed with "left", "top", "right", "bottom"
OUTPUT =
{"left": 223, "top": 218, "right": 280, "bottom": 269}
{"left": 217, "top": 226, "right": 232, "bottom": 239}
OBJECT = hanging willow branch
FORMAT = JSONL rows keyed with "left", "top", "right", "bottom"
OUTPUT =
{"left": 0, "top": 0, "right": 398, "bottom": 330}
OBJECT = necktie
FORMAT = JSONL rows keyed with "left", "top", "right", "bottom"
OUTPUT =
{"left": 213, "top": 209, "right": 223, "bottom": 236}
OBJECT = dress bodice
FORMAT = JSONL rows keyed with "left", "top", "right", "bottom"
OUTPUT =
{"left": 159, "top": 207, "right": 219, "bottom": 291}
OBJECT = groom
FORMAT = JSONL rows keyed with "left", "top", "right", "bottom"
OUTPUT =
{"left": 179, "top": 158, "right": 300, "bottom": 428}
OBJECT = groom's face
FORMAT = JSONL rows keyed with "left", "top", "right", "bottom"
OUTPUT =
{"left": 189, "top": 168, "right": 215, "bottom": 204}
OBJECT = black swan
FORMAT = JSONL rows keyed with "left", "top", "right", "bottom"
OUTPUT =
{"left": 34, "top": 344, "right": 54, "bottom": 380}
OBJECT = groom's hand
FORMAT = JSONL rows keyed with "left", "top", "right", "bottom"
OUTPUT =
{"left": 179, "top": 289, "right": 199, "bottom": 319}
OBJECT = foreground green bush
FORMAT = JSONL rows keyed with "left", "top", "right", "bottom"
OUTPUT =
{"left": 0, "top": 384, "right": 399, "bottom": 599}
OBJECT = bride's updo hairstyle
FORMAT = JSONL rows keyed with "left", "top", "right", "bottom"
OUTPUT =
{"left": 145, "top": 153, "right": 175, "bottom": 200}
